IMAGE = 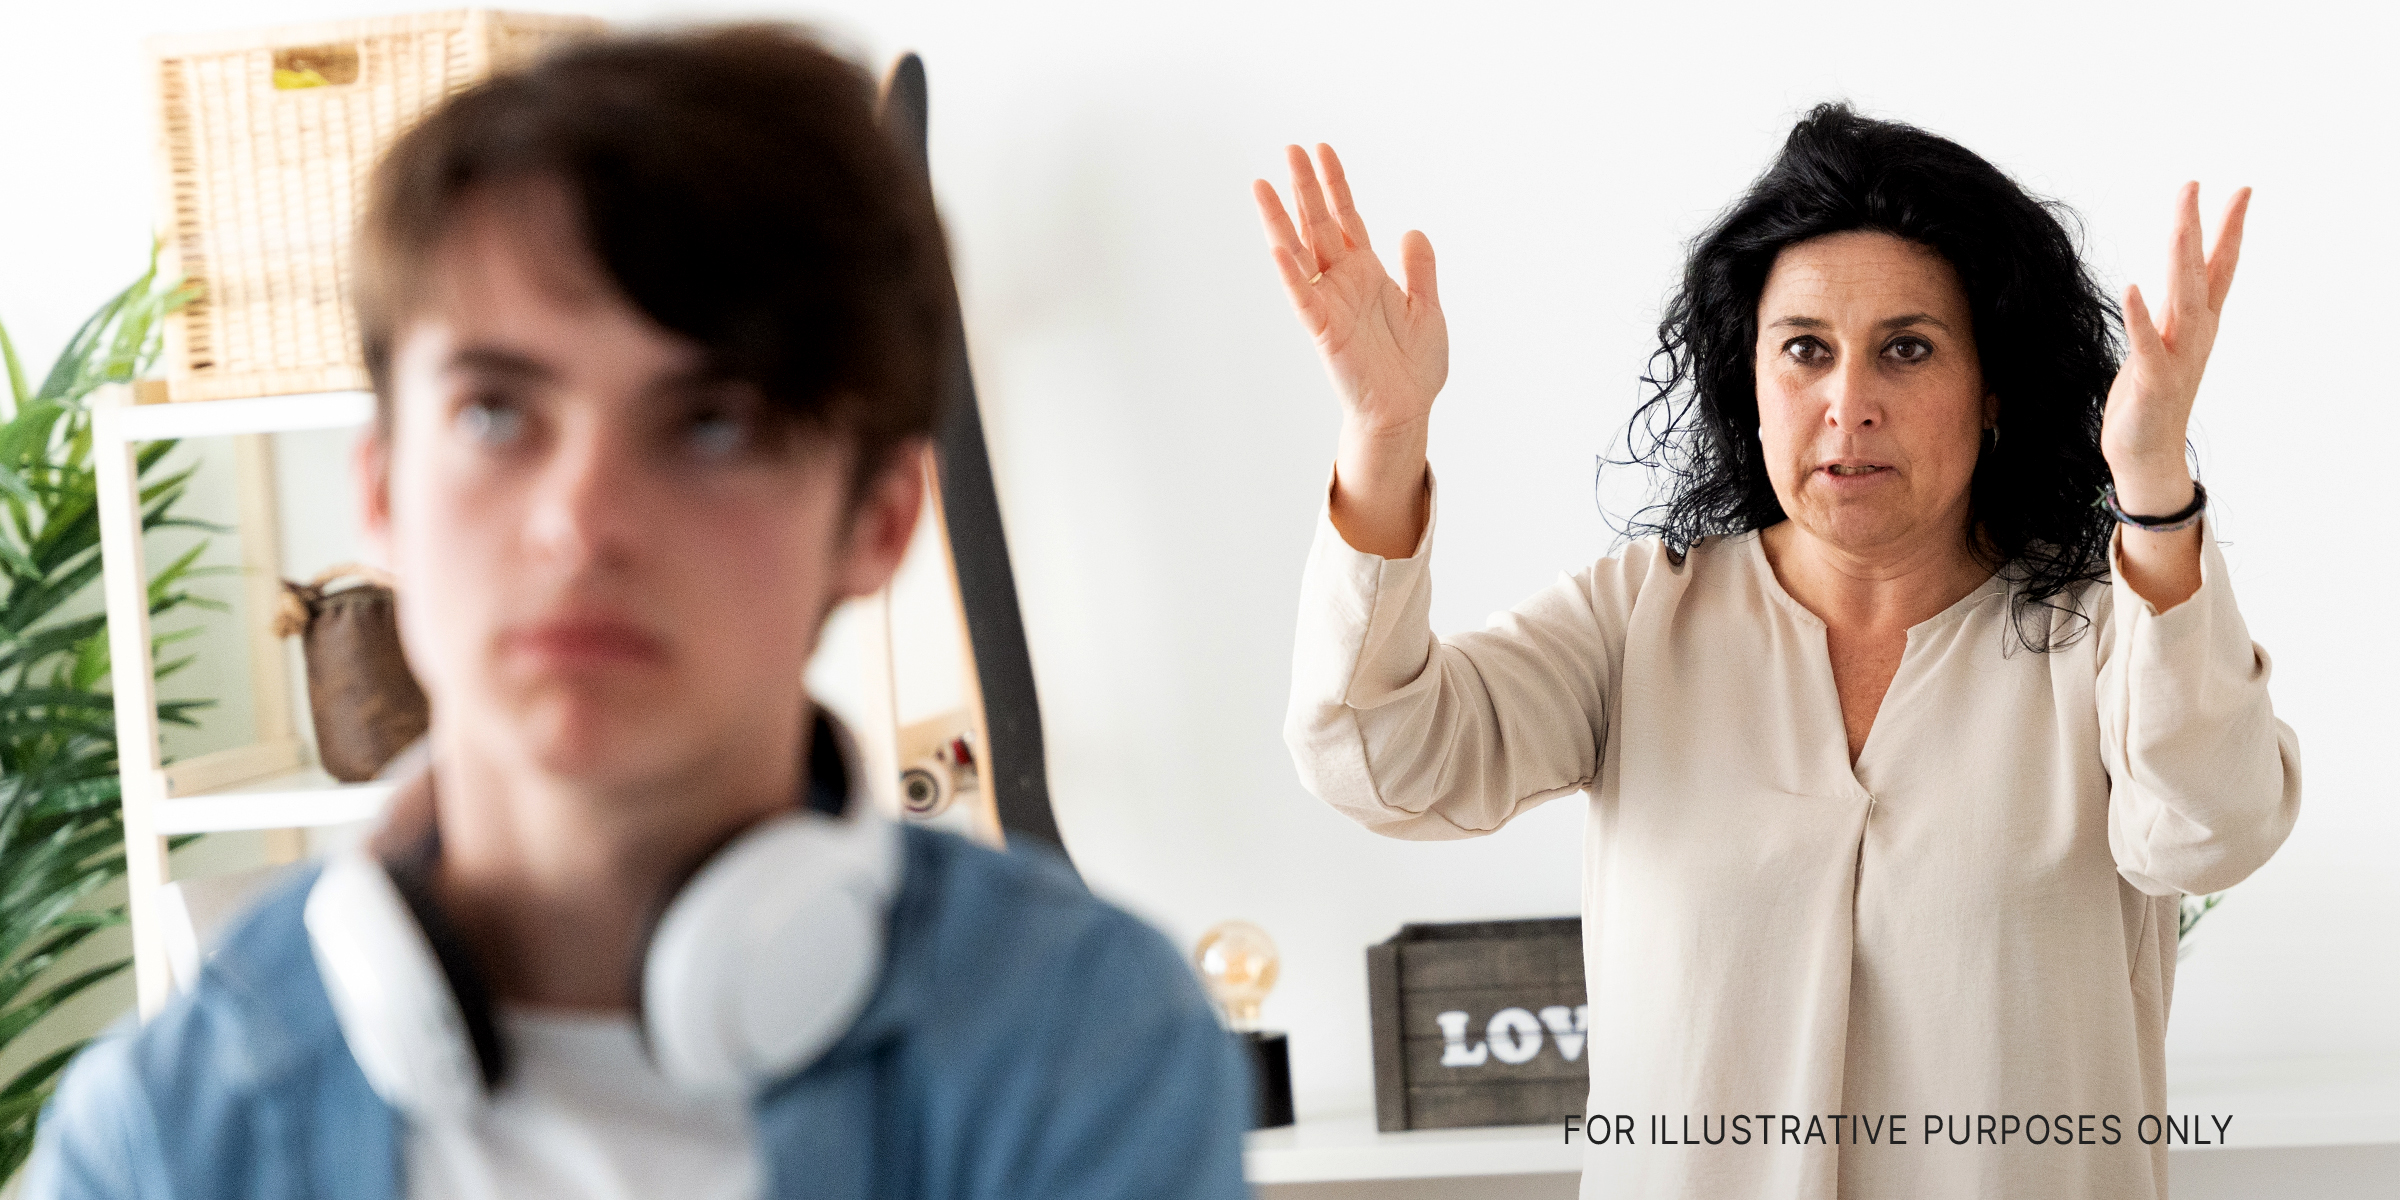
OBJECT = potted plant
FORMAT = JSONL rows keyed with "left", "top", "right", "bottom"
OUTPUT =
{"left": 0, "top": 251, "right": 222, "bottom": 1184}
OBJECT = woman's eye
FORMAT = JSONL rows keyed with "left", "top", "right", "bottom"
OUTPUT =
{"left": 458, "top": 398, "right": 525, "bottom": 446}
{"left": 1784, "top": 337, "right": 1830, "bottom": 365}
{"left": 1885, "top": 337, "right": 1933, "bottom": 362}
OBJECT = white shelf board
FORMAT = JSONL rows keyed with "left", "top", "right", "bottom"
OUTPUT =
{"left": 1246, "top": 1114, "right": 1577, "bottom": 1183}
{"left": 1246, "top": 1056, "right": 2400, "bottom": 1184}
{"left": 96, "top": 391, "right": 372, "bottom": 443}
{"left": 2166, "top": 1053, "right": 2400, "bottom": 1150}
{"left": 157, "top": 765, "right": 394, "bottom": 835}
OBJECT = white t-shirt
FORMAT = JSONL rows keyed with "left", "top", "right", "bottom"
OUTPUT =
{"left": 406, "top": 1006, "right": 759, "bottom": 1200}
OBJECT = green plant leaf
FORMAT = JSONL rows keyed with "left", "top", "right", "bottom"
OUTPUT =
{"left": 0, "top": 615, "right": 106, "bottom": 677}
{"left": 0, "top": 532, "right": 38, "bottom": 578}
{"left": 0, "top": 315, "right": 29, "bottom": 411}
{"left": 0, "top": 960, "right": 130, "bottom": 1052}
{"left": 24, "top": 777, "right": 117, "bottom": 822}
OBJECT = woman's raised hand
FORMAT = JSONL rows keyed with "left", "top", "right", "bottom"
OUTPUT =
{"left": 2103, "top": 182, "right": 2251, "bottom": 611}
{"left": 1255, "top": 144, "right": 1445, "bottom": 556}
{"left": 2101, "top": 183, "right": 2251, "bottom": 515}
{"left": 1254, "top": 144, "right": 1447, "bottom": 432}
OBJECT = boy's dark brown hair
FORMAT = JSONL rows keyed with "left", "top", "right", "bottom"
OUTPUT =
{"left": 353, "top": 24, "right": 954, "bottom": 481}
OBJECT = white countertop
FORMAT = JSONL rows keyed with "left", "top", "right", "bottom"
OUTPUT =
{"left": 1245, "top": 1055, "right": 2400, "bottom": 1184}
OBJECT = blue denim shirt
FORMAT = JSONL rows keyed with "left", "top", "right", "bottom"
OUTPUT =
{"left": 25, "top": 825, "right": 1253, "bottom": 1199}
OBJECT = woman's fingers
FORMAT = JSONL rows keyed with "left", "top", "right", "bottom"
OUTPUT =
{"left": 2206, "top": 187, "right": 2252, "bottom": 314}
{"left": 1400, "top": 229, "right": 1438, "bottom": 308}
{"left": 1254, "top": 182, "right": 1330, "bottom": 330}
{"left": 1253, "top": 178, "right": 1311, "bottom": 268}
{"left": 1315, "top": 144, "right": 1372, "bottom": 252}
{"left": 1286, "top": 143, "right": 1347, "bottom": 267}
{"left": 2164, "top": 182, "right": 2208, "bottom": 340}
{"left": 1268, "top": 244, "right": 1327, "bottom": 333}
{"left": 2123, "top": 283, "right": 2169, "bottom": 367}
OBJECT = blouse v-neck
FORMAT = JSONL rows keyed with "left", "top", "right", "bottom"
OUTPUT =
{"left": 1738, "top": 530, "right": 2006, "bottom": 782}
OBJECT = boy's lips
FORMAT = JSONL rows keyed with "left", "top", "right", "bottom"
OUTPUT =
{"left": 504, "top": 619, "right": 667, "bottom": 665}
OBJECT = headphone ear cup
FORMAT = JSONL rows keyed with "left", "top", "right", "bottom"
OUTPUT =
{"left": 306, "top": 852, "right": 488, "bottom": 1122}
{"left": 642, "top": 813, "right": 899, "bottom": 1095}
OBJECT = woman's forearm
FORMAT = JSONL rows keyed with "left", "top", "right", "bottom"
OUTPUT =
{"left": 1331, "top": 417, "right": 1431, "bottom": 559}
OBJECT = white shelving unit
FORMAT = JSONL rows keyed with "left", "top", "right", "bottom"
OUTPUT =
{"left": 93, "top": 385, "right": 389, "bottom": 1017}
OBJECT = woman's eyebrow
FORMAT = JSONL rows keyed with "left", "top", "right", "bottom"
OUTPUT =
{"left": 1878, "top": 312, "right": 1951, "bottom": 332}
{"left": 1764, "top": 313, "right": 1953, "bottom": 333}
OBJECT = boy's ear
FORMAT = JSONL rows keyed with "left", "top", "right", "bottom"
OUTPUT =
{"left": 355, "top": 428, "right": 394, "bottom": 567}
{"left": 836, "top": 441, "right": 929, "bottom": 601}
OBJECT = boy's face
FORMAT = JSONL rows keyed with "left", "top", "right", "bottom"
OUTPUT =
{"left": 361, "top": 185, "right": 921, "bottom": 791}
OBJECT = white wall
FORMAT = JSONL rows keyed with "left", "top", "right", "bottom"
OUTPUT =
{"left": 5, "top": 0, "right": 2394, "bottom": 1155}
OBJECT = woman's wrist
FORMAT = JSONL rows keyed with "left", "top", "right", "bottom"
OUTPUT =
{"left": 2104, "top": 456, "right": 2197, "bottom": 518}
{"left": 2104, "top": 453, "right": 2205, "bottom": 612}
{"left": 1332, "top": 416, "right": 1431, "bottom": 558}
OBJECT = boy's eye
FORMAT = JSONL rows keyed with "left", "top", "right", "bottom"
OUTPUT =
{"left": 459, "top": 398, "right": 525, "bottom": 446}
{"left": 685, "top": 410, "right": 749, "bottom": 461}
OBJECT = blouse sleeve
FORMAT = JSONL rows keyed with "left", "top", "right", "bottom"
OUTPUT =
{"left": 1282, "top": 473, "right": 1650, "bottom": 840}
{"left": 2095, "top": 512, "right": 2302, "bottom": 896}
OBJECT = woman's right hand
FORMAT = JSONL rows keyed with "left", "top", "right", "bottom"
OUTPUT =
{"left": 1254, "top": 143, "right": 1446, "bottom": 557}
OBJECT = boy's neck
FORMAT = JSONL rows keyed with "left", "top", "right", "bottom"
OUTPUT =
{"left": 399, "top": 719, "right": 810, "bottom": 1011}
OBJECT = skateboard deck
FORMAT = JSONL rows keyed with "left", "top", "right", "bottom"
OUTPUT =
{"left": 869, "top": 54, "right": 1068, "bottom": 863}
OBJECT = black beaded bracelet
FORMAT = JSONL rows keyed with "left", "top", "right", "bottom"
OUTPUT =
{"left": 2099, "top": 480, "right": 2206, "bottom": 533}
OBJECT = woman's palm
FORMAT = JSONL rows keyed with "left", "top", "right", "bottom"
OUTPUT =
{"left": 1254, "top": 144, "right": 1447, "bottom": 430}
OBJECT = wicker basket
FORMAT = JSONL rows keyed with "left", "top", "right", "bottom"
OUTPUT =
{"left": 148, "top": 10, "right": 604, "bottom": 403}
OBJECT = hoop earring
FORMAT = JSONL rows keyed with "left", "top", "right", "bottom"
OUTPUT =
{"left": 1983, "top": 426, "right": 2000, "bottom": 451}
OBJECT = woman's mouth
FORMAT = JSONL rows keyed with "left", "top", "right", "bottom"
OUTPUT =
{"left": 1825, "top": 464, "right": 1887, "bottom": 477}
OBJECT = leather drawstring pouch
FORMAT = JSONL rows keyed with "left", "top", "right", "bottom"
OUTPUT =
{"left": 275, "top": 563, "right": 429, "bottom": 783}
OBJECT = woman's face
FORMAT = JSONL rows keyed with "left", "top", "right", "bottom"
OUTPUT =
{"left": 1753, "top": 230, "right": 1994, "bottom": 558}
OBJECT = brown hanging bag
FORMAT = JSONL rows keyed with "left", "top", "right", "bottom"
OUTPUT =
{"left": 274, "top": 563, "right": 429, "bottom": 782}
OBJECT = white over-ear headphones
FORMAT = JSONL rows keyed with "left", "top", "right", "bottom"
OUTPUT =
{"left": 303, "top": 722, "right": 900, "bottom": 1123}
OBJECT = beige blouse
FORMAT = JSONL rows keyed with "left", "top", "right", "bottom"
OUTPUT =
{"left": 1285, "top": 483, "right": 2301, "bottom": 1200}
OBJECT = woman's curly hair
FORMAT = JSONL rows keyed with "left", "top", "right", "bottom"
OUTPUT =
{"left": 1615, "top": 102, "right": 2123, "bottom": 651}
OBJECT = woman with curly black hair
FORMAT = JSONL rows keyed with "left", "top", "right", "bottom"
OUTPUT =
{"left": 1261, "top": 104, "right": 2299, "bottom": 1199}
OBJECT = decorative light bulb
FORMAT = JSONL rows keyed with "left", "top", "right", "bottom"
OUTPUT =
{"left": 1194, "top": 920, "right": 1279, "bottom": 1031}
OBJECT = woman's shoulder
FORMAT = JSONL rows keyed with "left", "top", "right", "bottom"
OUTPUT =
{"left": 1562, "top": 529, "right": 1757, "bottom": 614}
{"left": 1602, "top": 528, "right": 1761, "bottom": 580}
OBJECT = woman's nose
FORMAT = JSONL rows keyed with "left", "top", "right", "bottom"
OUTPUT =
{"left": 1822, "top": 353, "right": 1882, "bottom": 431}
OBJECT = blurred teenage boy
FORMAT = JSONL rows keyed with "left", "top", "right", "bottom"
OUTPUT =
{"left": 29, "top": 26, "right": 1250, "bottom": 1200}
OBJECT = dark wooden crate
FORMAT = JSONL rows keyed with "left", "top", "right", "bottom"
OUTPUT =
{"left": 1367, "top": 917, "right": 1587, "bottom": 1131}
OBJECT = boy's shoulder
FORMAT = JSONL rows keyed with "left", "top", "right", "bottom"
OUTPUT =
{"left": 28, "top": 865, "right": 396, "bottom": 1200}
{"left": 786, "top": 826, "right": 1251, "bottom": 1199}
{"left": 77, "top": 862, "right": 349, "bottom": 1091}
{"left": 875, "top": 824, "right": 1210, "bottom": 1024}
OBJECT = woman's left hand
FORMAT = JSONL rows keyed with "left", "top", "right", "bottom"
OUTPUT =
{"left": 2103, "top": 183, "right": 2250, "bottom": 611}
{"left": 2099, "top": 183, "right": 2251, "bottom": 514}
